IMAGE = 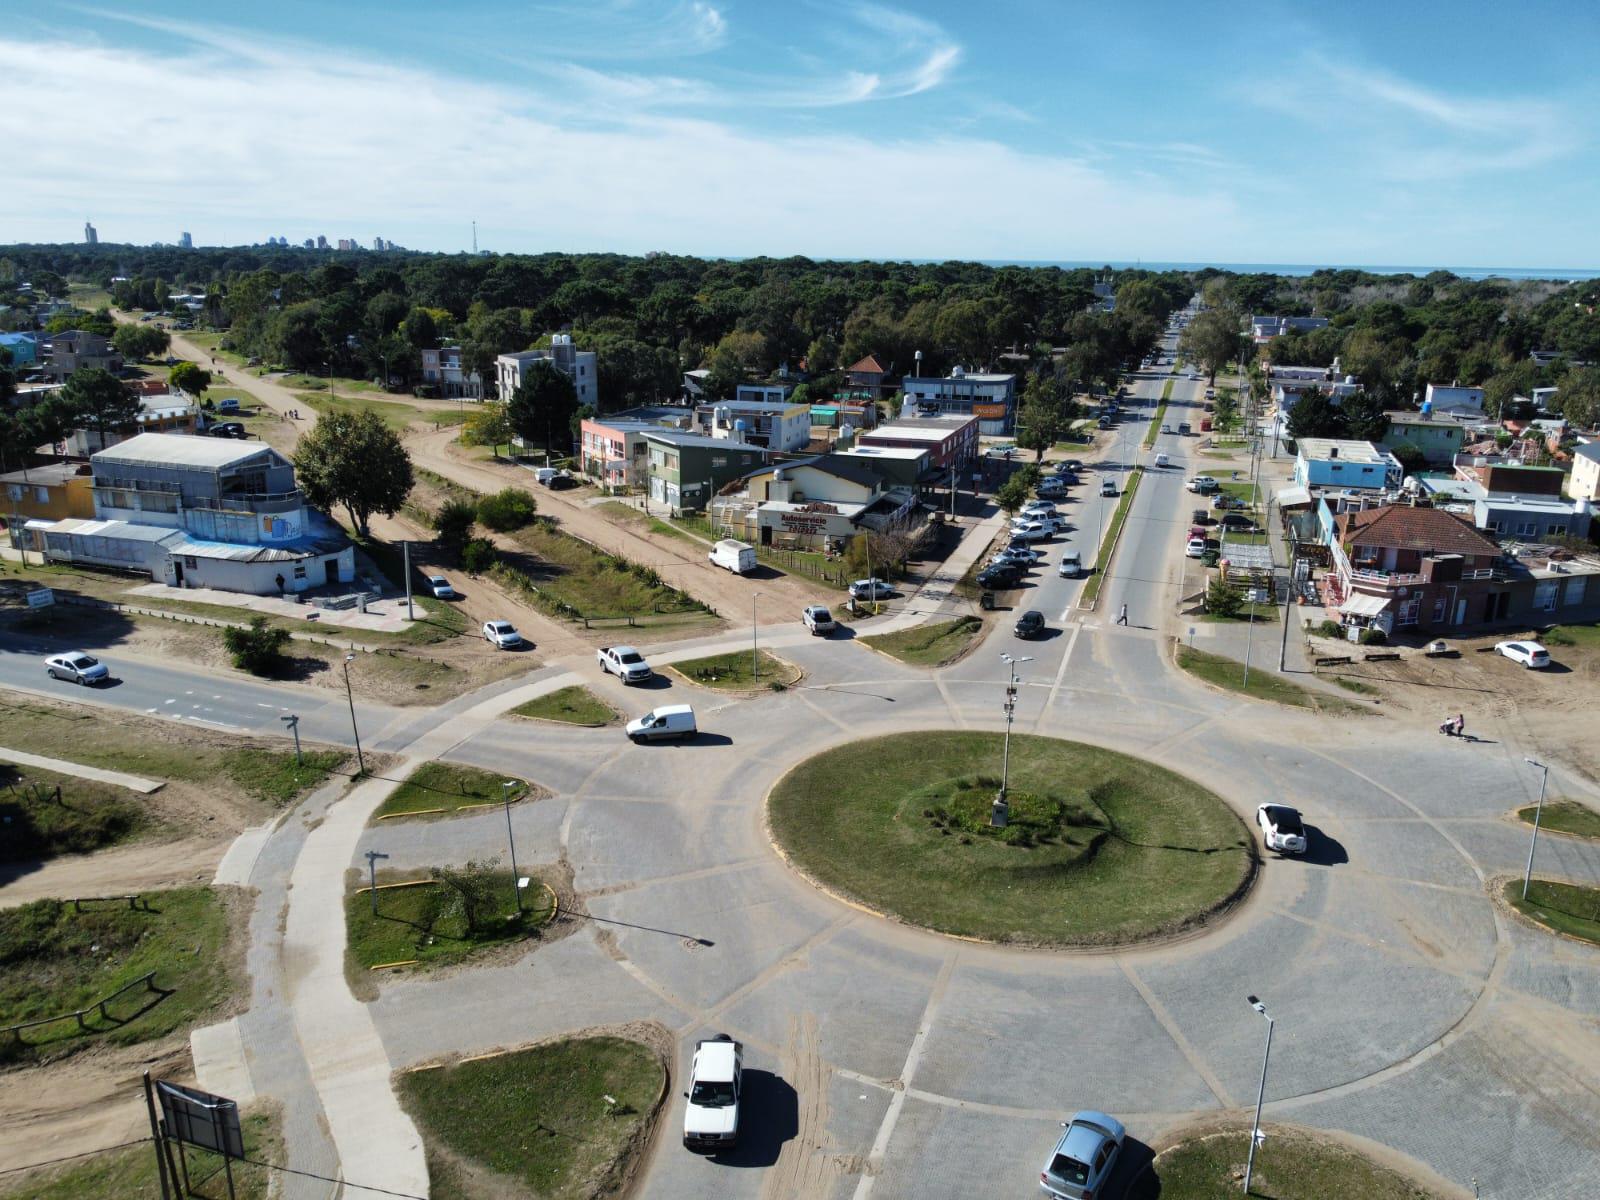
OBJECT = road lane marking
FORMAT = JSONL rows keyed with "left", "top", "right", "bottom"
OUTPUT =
{"left": 1043, "top": 623, "right": 1082, "bottom": 716}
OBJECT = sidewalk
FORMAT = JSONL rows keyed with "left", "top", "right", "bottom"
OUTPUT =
{"left": 0, "top": 747, "right": 163, "bottom": 793}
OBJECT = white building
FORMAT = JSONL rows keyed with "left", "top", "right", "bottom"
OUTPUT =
{"left": 899, "top": 367, "right": 1017, "bottom": 435}
{"left": 495, "top": 333, "right": 597, "bottom": 407}
{"left": 1422, "top": 384, "right": 1485, "bottom": 419}
{"left": 695, "top": 399, "right": 812, "bottom": 453}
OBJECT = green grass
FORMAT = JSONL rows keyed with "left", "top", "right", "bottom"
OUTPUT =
{"left": 373, "top": 762, "right": 534, "bottom": 821}
{"left": 1177, "top": 646, "right": 1356, "bottom": 712}
{"left": 1516, "top": 800, "right": 1600, "bottom": 839}
{"left": 0, "top": 1111, "right": 279, "bottom": 1200}
{"left": 768, "top": 732, "right": 1253, "bottom": 946}
{"left": 1542, "top": 623, "right": 1600, "bottom": 648}
{"left": 510, "top": 686, "right": 621, "bottom": 726}
{"left": 1202, "top": 602, "right": 1278, "bottom": 623}
{"left": 1143, "top": 379, "right": 1175, "bottom": 448}
{"left": 298, "top": 390, "right": 467, "bottom": 431}
{"left": 862, "top": 616, "right": 983, "bottom": 667}
{"left": 346, "top": 871, "right": 555, "bottom": 971}
{"left": 1506, "top": 878, "right": 1600, "bottom": 945}
{"left": 1333, "top": 676, "right": 1380, "bottom": 696}
{"left": 1128, "top": 1127, "right": 1442, "bottom": 1199}
{"left": 0, "top": 698, "right": 346, "bottom": 806}
{"left": 398, "top": 1036, "right": 664, "bottom": 1200}
{"left": 0, "top": 887, "right": 238, "bottom": 1062}
{"left": 493, "top": 519, "right": 713, "bottom": 622}
{"left": 1217, "top": 479, "right": 1261, "bottom": 509}
{"left": 670, "top": 650, "right": 798, "bottom": 690}
{"left": 1081, "top": 467, "right": 1143, "bottom": 605}
{"left": 0, "top": 764, "right": 151, "bottom": 862}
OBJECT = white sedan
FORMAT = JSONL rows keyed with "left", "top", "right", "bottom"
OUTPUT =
{"left": 482, "top": 620, "right": 524, "bottom": 649}
{"left": 45, "top": 652, "right": 110, "bottom": 685}
{"left": 1495, "top": 640, "right": 1551, "bottom": 669}
{"left": 427, "top": 575, "right": 457, "bottom": 599}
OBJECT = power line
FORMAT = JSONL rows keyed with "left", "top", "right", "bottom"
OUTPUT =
{"left": 0, "top": 1139, "right": 150, "bottom": 1176}
{"left": 238, "top": 1156, "right": 430, "bottom": 1199}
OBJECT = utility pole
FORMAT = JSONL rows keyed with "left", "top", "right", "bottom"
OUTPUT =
{"left": 502, "top": 781, "right": 524, "bottom": 912}
{"left": 341, "top": 653, "right": 365, "bottom": 774}
{"left": 402, "top": 541, "right": 414, "bottom": 620}
{"left": 364, "top": 850, "right": 389, "bottom": 916}
{"left": 1244, "top": 995, "right": 1275, "bottom": 1194}
{"left": 1522, "top": 757, "right": 1549, "bottom": 900}
{"left": 995, "top": 654, "right": 1030, "bottom": 826}
{"left": 751, "top": 592, "right": 761, "bottom": 681}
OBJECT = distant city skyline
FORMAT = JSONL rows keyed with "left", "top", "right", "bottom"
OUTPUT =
{"left": 8, "top": 0, "right": 1598, "bottom": 266}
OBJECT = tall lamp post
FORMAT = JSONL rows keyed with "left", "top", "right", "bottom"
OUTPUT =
{"left": 751, "top": 592, "right": 761, "bottom": 682}
{"left": 1244, "top": 995, "right": 1275, "bottom": 1194}
{"left": 994, "top": 654, "right": 1031, "bottom": 827}
{"left": 341, "top": 653, "right": 365, "bottom": 774}
{"left": 1522, "top": 757, "right": 1549, "bottom": 900}
{"left": 502, "top": 780, "right": 524, "bottom": 912}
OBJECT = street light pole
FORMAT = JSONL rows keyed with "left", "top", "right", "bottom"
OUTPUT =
{"left": 364, "top": 849, "right": 389, "bottom": 916}
{"left": 1522, "top": 757, "right": 1549, "bottom": 900}
{"left": 280, "top": 713, "right": 302, "bottom": 765}
{"left": 1244, "top": 995, "right": 1274, "bottom": 1194}
{"left": 341, "top": 653, "right": 365, "bottom": 775}
{"left": 502, "top": 780, "right": 523, "bottom": 912}
{"left": 995, "top": 654, "right": 1030, "bottom": 826}
{"left": 752, "top": 592, "right": 761, "bottom": 682}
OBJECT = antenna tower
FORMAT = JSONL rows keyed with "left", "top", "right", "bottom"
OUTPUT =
{"left": 472, "top": 220, "right": 477, "bottom": 254}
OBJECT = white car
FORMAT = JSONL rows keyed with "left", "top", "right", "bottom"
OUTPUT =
{"left": 596, "top": 644, "right": 653, "bottom": 683}
{"left": 1185, "top": 537, "right": 1207, "bottom": 558}
{"left": 683, "top": 1034, "right": 742, "bottom": 1151}
{"left": 482, "top": 620, "right": 523, "bottom": 649}
{"left": 1256, "top": 804, "right": 1308, "bottom": 855}
{"left": 1160, "top": 422, "right": 1172, "bottom": 434}
{"left": 1186, "top": 476, "right": 1219, "bottom": 493}
{"left": 1153, "top": 453, "right": 1170, "bottom": 468}
{"left": 1495, "top": 640, "right": 1551, "bottom": 669}
{"left": 1011, "top": 521, "right": 1054, "bottom": 542}
{"left": 802, "top": 605, "right": 837, "bottom": 635}
{"left": 1057, "top": 550, "right": 1083, "bottom": 578}
{"left": 426, "top": 575, "right": 457, "bottom": 599}
{"left": 849, "top": 578, "right": 894, "bottom": 600}
{"left": 44, "top": 652, "right": 110, "bottom": 685}
{"left": 1022, "top": 500, "right": 1058, "bottom": 517}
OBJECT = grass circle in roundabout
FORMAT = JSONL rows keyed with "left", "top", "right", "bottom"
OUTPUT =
{"left": 768, "top": 731, "right": 1255, "bottom": 947}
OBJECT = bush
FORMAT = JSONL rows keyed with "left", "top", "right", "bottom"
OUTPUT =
{"left": 477, "top": 487, "right": 537, "bottom": 532}
{"left": 461, "top": 537, "right": 499, "bottom": 574}
{"left": 1358, "top": 627, "right": 1388, "bottom": 645}
{"left": 435, "top": 498, "right": 478, "bottom": 553}
{"left": 1205, "top": 578, "right": 1244, "bottom": 618}
{"left": 223, "top": 616, "right": 291, "bottom": 676}
{"left": 1315, "top": 619, "right": 1343, "bottom": 639}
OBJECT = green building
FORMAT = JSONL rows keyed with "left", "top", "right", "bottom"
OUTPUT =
{"left": 644, "top": 430, "right": 772, "bottom": 513}
{"left": 1381, "top": 411, "right": 1467, "bottom": 466}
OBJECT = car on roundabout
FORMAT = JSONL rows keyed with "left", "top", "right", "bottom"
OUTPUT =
{"left": 1256, "top": 804, "right": 1308, "bottom": 855}
{"left": 1039, "top": 1111, "right": 1125, "bottom": 1199}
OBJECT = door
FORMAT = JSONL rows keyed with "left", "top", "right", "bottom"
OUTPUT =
{"left": 760, "top": 525, "right": 773, "bottom": 546}
{"left": 324, "top": 558, "right": 337, "bottom": 585}
{"left": 172, "top": 560, "right": 183, "bottom": 586}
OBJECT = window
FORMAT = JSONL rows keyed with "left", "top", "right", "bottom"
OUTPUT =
{"left": 5, "top": 484, "right": 20, "bottom": 501}
{"left": 1566, "top": 576, "right": 1587, "bottom": 606}
{"left": 1546, "top": 523, "right": 1565, "bottom": 536}
{"left": 1517, "top": 521, "right": 1537, "bottom": 537}
{"left": 34, "top": 486, "right": 50, "bottom": 502}
{"left": 1534, "top": 579, "right": 1558, "bottom": 611}
{"left": 184, "top": 556, "right": 198, "bottom": 569}
{"left": 293, "top": 564, "right": 307, "bottom": 579}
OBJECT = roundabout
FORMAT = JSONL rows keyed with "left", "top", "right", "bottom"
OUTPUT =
{"left": 767, "top": 731, "right": 1254, "bottom": 946}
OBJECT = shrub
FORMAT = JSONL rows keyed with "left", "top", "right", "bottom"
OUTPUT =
{"left": 477, "top": 487, "right": 538, "bottom": 532}
{"left": 435, "top": 498, "right": 478, "bottom": 553}
{"left": 461, "top": 537, "right": 499, "bottom": 574}
{"left": 223, "top": 616, "right": 291, "bottom": 676}
{"left": 1358, "top": 627, "right": 1388, "bottom": 645}
{"left": 1315, "top": 619, "right": 1343, "bottom": 638}
{"left": 1205, "top": 578, "right": 1244, "bottom": 618}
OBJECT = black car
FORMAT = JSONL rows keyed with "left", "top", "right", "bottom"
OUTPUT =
{"left": 977, "top": 564, "right": 1022, "bottom": 589}
{"left": 208, "top": 422, "right": 246, "bottom": 438}
{"left": 1014, "top": 610, "right": 1046, "bottom": 639}
{"left": 1218, "top": 513, "right": 1259, "bottom": 531}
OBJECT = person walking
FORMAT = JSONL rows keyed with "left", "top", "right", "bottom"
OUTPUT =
{"left": 1116, "top": 603, "right": 1129, "bottom": 626}
{"left": 1454, "top": 713, "right": 1466, "bottom": 739}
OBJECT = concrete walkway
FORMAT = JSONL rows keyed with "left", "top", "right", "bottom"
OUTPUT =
{"left": 0, "top": 747, "right": 163, "bottom": 793}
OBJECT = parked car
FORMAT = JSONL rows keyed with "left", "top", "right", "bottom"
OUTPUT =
{"left": 1217, "top": 513, "right": 1258, "bottom": 532}
{"left": 44, "top": 652, "right": 109, "bottom": 685}
{"left": 1022, "top": 500, "right": 1058, "bottom": 517}
{"left": 708, "top": 539, "right": 757, "bottom": 574}
{"left": 1211, "top": 493, "right": 1244, "bottom": 510}
{"left": 1059, "top": 460, "right": 1083, "bottom": 472}
{"left": 802, "top": 605, "right": 836, "bottom": 635}
{"left": 1057, "top": 550, "right": 1083, "bottom": 578}
{"left": 682, "top": 1034, "right": 742, "bottom": 1151}
{"left": 1160, "top": 422, "right": 1172, "bottom": 434}
{"left": 1256, "top": 804, "right": 1308, "bottom": 855}
{"left": 1036, "top": 480, "right": 1068, "bottom": 499}
{"left": 1495, "top": 640, "right": 1551, "bottom": 669}
{"left": 998, "top": 544, "right": 1042, "bottom": 565}
{"left": 1153, "top": 453, "right": 1170, "bottom": 468}
{"left": 482, "top": 620, "right": 523, "bottom": 649}
{"left": 849, "top": 578, "right": 894, "bottom": 600}
{"left": 208, "top": 422, "right": 246, "bottom": 438}
{"left": 532, "top": 466, "right": 566, "bottom": 486}
{"left": 627, "top": 704, "right": 697, "bottom": 743}
{"left": 1100, "top": 479, "right": 1117, "bottom": 497}
{"left": 426, "top": 575, "right": 457, "bottom": 599}
{"left": 216, "top": 397, "right": 240, "bottom": 413}
{"left": 596, "top": 644, "right": 653, "bottom": 683}
{"left": 1185, "top": 537, "right": 1207, "bottom": 558}
{"left": 1096, "top": 417, "right": 1113, "bottom": 429}
{"left": 1011, "top": 521, "right": 1054, "bottom": 542}
{"left": 977, "top": 564, "right": 1022, "bottom": 589}
{"left": 1186, "top": 476, "right": 1219, "bottom": 493}
{"left": 1178, "top": 421, "right": 1192, "bottom": 435}
{"left": 1039, "top": 1111, "right": 1125, "bottom": 1199}
{"left": 1015, "top": 610, "right": 1046, "bottom": 639}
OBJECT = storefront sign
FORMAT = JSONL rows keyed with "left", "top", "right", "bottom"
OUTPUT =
{"left": 972, "top": 403, "right": 1009, "bottom": 419}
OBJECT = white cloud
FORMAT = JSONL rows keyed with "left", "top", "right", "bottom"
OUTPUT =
{"left": 0, "top": 33, "right": 1243, "bottom": 260}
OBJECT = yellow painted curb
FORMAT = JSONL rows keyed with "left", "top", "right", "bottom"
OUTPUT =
{"left": 369, "top": 959, "right": 419, "bottom": 971}
{"left": 377, "top": 807, "right": 445, "bottom": 819}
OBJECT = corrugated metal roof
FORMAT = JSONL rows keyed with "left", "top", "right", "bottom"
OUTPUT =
{"left": 91, "top": 432, "right": 281, "bottom": 471}
{"left": 35, "top": 518, "right": 184, "bottom": 543}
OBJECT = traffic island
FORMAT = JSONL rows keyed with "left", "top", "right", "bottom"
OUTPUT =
{"left": 668, "top": 650, "right": 802, "bottom": 692}
{"left": 1514, "top": 800, "right": 1600, "bottom": 840}
{"left": 398, "top": 1033, "right": 668, "bottom": 1200}
{"left": 1128, "top": 1126, "right": 1449, "bottom": 1199}
{"left": 510, "top": 685, "right": 621, "bottom": 726}
{"left": 1502, "top": 878, "right": 1600, "bottom": 946}
{"left": 767, "top": 732, "right": 1254, "bottom": 947}
{"left": 861, "top": 615, "right": 983, "bottom": 667}
{"left": 371, "top": 762, "right": 544, "bottom": 822}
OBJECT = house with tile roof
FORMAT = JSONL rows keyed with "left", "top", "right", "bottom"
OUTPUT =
{"left": 843, "top": 354, "right": 889, "bottom": 399}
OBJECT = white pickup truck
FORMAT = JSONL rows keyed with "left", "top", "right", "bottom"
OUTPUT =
{"left": 596, "top": 644, "right": 652, "bottom": 684}
{"left": 683, "top": 1034, "right": 743, "bottom": 1151}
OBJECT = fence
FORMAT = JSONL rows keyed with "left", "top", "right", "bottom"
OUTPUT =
{"left": 3, "top": 970, "right": 167, "bottom": 1047}
{"left": 55, "top": 593, "right": 382, "bottom": 653}
{"left": 674, "top": 514, "right": 859, "bottom": 589}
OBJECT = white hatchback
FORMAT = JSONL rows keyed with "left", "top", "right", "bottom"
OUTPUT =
{"left": 482, "top": 620, "right": 523, "bottom": 649}
{"left": 1495, "top": 640, "right": 1551, "bottom": 669}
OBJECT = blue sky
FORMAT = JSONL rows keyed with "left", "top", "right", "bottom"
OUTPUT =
{"left": 3, "top": 1, "right": 1597, "bottom": 267}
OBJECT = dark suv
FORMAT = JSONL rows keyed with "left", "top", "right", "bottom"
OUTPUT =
{"left": 1014, "top": 610, "right": 1046, "bottom": 639}
{"left": 977, "top": 564, "right": 1022, "bottom": 589}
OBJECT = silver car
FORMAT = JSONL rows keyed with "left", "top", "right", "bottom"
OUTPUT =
{"left": 45, "top": 652, "right": 110, "bottom": 685}
{"left": 1040, "top": 1111, "right": 1125, "bottom": 1198}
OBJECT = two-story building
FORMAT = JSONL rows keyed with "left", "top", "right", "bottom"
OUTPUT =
{"left": 857, "top": 415, "right": 978, "bottom": 473}
{"left": 0, "top": 332, "right": 38, "bottom": 370}
{"left": 1251, "top": 315, "right": 1330, "bottom": 346}
{"left": 1381, "top": 411, "right": 1467, "bottom": 466}
{"left": 1449, "top": 454, "right": 1591, "bottom": 541}
{"left": 899, "top": 368, "right": 1016, "bottom": 435}
{"left": 41, "top": 330, "right": 122, "bottom": 380}
{"left": 579, "top": 406, "right": 692, "bottom": 488}
{"left": 842, "top": 354, "right": 889, "bottom": 399}
{"left": 1568, "top": 442, "right": 1600, "bottom": 503}
{"left": 1270, "top": 365, "right": 1361, "bottom": 433}
{"left": 709, "top": 455, "right": 918, "bottom": 549}
{"left": 495, "top": 334, "right": 596, "bottom": 408}
{"left": 24, "top": 433, "right": 353, "bottom": 593}
{"left": 1294, "top": 439, "right": 1403, "bottom": 494}
{"left": 420, "top": 345, "right": 484, "bottom": 399}
{"left": 1422, "top": 384, "right": 1485, "bottom": 420}
{"left": 694, "top": 399, "right": 812, "bottom": 452}
{"left": 2, "top": 461, "right": 96, "bottom": 525}
{"left": 642, "top": 430, "right": 771, "bottom": 513}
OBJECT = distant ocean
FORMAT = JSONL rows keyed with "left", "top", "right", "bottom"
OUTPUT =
{"left": 983, "top": 260, "right": 1600, "bottom": 282}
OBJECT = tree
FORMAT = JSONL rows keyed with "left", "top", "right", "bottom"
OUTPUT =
{"left": 112, "top": 323, "right": 169, "bottom": 361}
{"left": 435, "top": 498, "right": 478, "bottom": 557}
{"left": 1015, "top": 373, "right": 1073, "bottom": 462}
{"left": 430, "top": 857, "right": 506, "bottom": 933}
{"left": 462, "top": 402, "right": 512, "bottom": 458}
{"left": 506, "top": 360, "right": 579, "bottom": 458}
{"left": 1554, "top": 367, "right": 1600, "bottom": 430}
{"left": 1285, "top": 388, "right": 1346, "bottom": 441}
{"left": 1205, "top": 578, "right": 1244, "bottom": 618}
{"left": 1339, "top": 390, "right": 1391, "bottom": 442}
{"left": 61, "top": 368, "right": 140, "bottom": 448}
{"left": 294, "top": 409, "right": 414, "bottom": 536}
{"left": 477, "top": 488, "right": 537, "bottom": 532}
{"left": 1388, "top": 442, "right": 1427, "bottom": 476}
{"left": 995, "top": 471, "right": 1032, "bottom": 515}
{"left": 168, "top": 361, "right": 212, "bottom": 400}
{"left": 1212, "top": 388, "right": 1239, "bottom": 432}
{"left": 223, "top": 616, "right": 292, "bottom": 676}
{"left": 1179, "top": 308, "right": 1246, "bottom": 383}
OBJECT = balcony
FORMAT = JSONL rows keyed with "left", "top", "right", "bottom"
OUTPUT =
{"left": 196, "top": 490, "right": 302, "bottom": 517}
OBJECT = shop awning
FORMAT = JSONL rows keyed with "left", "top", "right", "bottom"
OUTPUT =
{"left": 1275, "top": 485, "right": 1311, "bottom": 508}
{"left": 1338, "top": 591, "right": 1390, "bottom": 617}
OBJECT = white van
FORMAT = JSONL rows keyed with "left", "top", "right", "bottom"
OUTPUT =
{"left": 708, "top": 539, "right": 757, "bottom": 575}
{"left": 532, "top": 466, "right": 561, "bottom": 486}
{"left": 626, "top": 704, "right": 697, "bottom": 743}
{"left": 1153, "top": 453, "right": 1170, "bottom": 468}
